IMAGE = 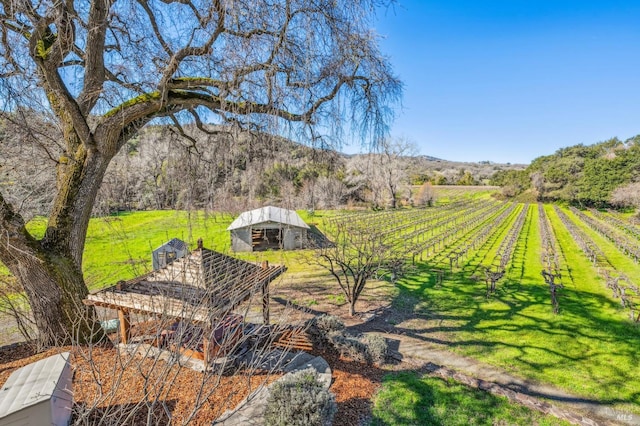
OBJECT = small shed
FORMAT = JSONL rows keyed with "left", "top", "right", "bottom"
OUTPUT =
{"left": 152, "top": 238, "right": 188, "bottom": 270}
{"left": 227, "top": 206, "right": 309, "bottom": 252}
{"left": 0, "top": 352, "right": 72, "bottom": 426}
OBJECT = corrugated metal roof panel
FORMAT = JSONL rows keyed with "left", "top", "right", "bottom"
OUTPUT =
{"left": 227, "top": 206, "right": 309, "bottom": 231}
{"left": 153, "top": 238, "right": 188, "bottom": 253}
{"left": 0, "top": 352, "right": 71, "bottom": 419}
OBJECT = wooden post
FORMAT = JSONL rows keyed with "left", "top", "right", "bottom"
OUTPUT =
{"left": 262, "top": 261, "right": 270, "bottom": 325}
{"left": 203, "top": 335, "right": 210, "bottom": 365}
{"left": 115, "top": 281, "right": 131, "bottom": 344}
{"left": 118, "top": 309, "right": 131, "bottom": 344}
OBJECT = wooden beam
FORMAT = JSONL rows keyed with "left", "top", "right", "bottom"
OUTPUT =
{"left": 262, "top": 261, "right": 270, "bottom": 325}
{"left": 118, "top": 309, "right": 131, "bottom": 344}
{"left": 203, "top": 336, "right": 210, "bottom": 365}
{"left": 262, "top": 282, "right": 270, "bottom": 325}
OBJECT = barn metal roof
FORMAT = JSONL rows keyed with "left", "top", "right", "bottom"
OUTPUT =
{"left": 227, "top": 206, "right": 310, "bottom": 231}
{"left": 0, "top": 352, "right": 71, "bottom": 419}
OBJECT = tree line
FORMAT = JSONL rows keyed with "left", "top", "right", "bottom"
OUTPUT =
{"left": 490, "top": 136, "right": 640, "bottom": 212}
{"left": 0, "top": 111, "right": 517, "bottom": 218}
{"left": 1, "top": 114, "right": 521, "bottom": 221}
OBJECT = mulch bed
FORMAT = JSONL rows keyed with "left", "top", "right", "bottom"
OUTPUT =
{"left": 0, "top": 341, "right": 387, "bottom": 425}
{"left": 320, "top": 349, "right": 387, "bottom": 425}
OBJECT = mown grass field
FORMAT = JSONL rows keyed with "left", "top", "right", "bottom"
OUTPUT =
{"left": 6, "top": 209, "right": 335, "bottom": 289}
{"left": 384, "top": 200, "right": 640, "bottom": 417}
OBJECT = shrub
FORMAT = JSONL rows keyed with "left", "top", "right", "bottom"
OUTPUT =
{"left": 264, "top": 368, "right": 337, "bottom": 426}
{"left": 328, "top": 331, "right": 369, "bottom": 363}
{"left": 308, "top": 314, "right": 345, "bottom": 346}
{"left": 308, "top": 315, "right": 388, "bottom": 364}
{"left": 329, "top": 332, "right": 388, "bottom": 364}
{"left": 363, "top": 334, "right": 388, "bottom": 364}
{"left": 315, "top": 314, "right": 345, "bottom": 333}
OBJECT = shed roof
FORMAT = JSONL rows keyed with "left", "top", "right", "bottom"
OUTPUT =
{"left": 227, "top": 206, "right": 309, "bottom": 231}
{"left": 0, "top": 352, "right": 71, "bottom": 418}
{"left": 153, "top": 238, "right": 188, "bottom": 252}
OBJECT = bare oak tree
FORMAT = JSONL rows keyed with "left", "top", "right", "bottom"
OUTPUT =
{"left": 414, "top": 181, "right": 435, "bottom": 207}
{"left": 377, "top": 137, "right": 416, "bottom": 208}
{"left": 346, "top": 137, "right": 415, "bottom": 208}
{"left": 0, "top": 0, "right": 400, "bottom": 345}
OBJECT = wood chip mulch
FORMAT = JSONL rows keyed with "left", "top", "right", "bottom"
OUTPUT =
{"left": 0, "top": 343, "right": 277, "bottom": 425}
{"left": 314, "top": 349, "right": 387, "bottom": 425}
{"left": 0, "top": 342, "right": 387, "bottom": 425}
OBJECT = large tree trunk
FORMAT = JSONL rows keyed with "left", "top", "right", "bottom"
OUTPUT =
{"left": 0, "top": 135, "right": 111, "bottom": 346}
{"left": 9, "top": 247, "right": 103, "bottom": 346}
{"left": 0, "top": 223, "right": 105, "bottom": 346}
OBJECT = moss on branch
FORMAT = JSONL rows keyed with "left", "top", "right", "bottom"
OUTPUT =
{"left": 104, "top": 91, "right": 162, "bottom": 117}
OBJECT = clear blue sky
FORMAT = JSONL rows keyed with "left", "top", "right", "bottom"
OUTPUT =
{"left": 364, "top": 0, "right": 640, "bottom": 163}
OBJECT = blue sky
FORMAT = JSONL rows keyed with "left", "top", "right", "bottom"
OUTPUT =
{"left": 360, "top": 0, "right": 640, "bottom": 163}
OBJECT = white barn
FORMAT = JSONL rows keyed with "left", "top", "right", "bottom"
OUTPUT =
{"left": 227, "top": 206, "right": 309, "bottom": 252}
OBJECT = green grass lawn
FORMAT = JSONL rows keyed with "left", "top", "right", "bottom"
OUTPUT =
{"left": 371, "top": 372, "right": 571, "bottom": 425}
{"left": 5, "top": 209, "right": 333, "bottom": 289}
{"left": 2, "top": 201, "right": 638, "bottom": 417}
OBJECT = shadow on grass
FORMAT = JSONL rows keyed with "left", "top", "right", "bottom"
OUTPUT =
{"left": 307, "top": 224, "right": 334, "bottom": 248}
{"left": 353, "top": 262, "right": 640, "bottom": 409}
{"left": 272, "top": 296, "right": 326, "bottom": 317}
{"left": 369, "top": 369, "right": 571, "bottom": 426}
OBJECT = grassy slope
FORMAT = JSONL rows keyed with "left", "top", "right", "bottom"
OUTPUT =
{"left": 391, "top": 203, "right": 640, "bottom": 413}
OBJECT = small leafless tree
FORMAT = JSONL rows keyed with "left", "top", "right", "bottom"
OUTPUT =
{"left": 541, "top": 270, "right": 563, "bottom": 314}
{"left": 346, "top": 138, "right": 416, "bottom": 209}
{"left": 314, "top": 176, "right": 348, "bottom": 209}
{"left": 315, "top": 219, "right": 403, "bottom": 316}
{"left": 377, "top": 138, "right": 416, "bottom": 208}
{"left": 414, "top": 182, "right": 436, "bottom": 207}
{"left": 611, "top": 182, "right": 640, "bottom": 218}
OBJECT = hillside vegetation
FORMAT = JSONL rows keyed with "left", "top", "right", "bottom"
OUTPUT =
{"left": 491, "top": 136, "right": 640, "bottom": 208}
{"left": 1, "top": 116, "right": 521, "bottom": 220}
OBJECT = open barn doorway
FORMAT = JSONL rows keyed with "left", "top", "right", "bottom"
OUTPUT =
{"left": 252, "top": 228, "right": 283, "bottom": 251}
